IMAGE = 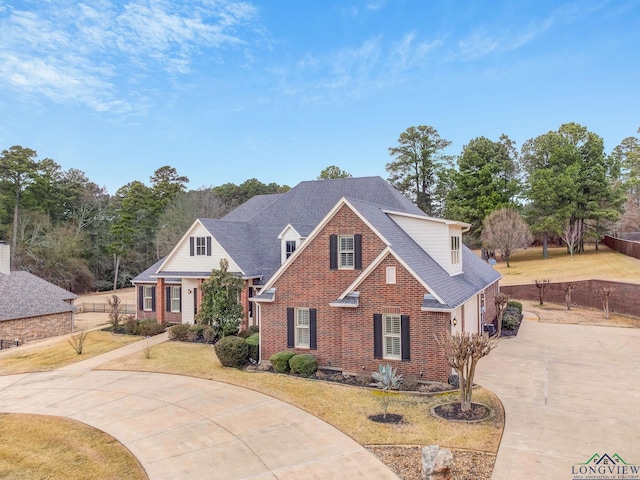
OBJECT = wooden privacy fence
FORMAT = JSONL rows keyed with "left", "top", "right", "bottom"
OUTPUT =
{"left": 603, "top": 235, "right": 640, "bottom": 260}
{"left": 501, "top": 279, "right": 640, "bottom": 319}
{"left": 76, "top": 303, "right": 136, "bottom": 314}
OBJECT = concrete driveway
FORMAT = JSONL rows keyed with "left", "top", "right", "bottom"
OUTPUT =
{"left": 476, "top": 315, "right": 640, "bottom": 479}
{"left": 0, "top": 337, "right": 397, "bottom": 480}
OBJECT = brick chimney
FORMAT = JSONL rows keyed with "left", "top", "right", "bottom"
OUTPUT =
{"left": 0, "top": 241, "right": 10, "bottom": 275}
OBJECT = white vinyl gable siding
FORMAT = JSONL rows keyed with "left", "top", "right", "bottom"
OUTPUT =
{"left": 388, "top": 214, "right": 463, "bottom": 275}
{"left": 161, "top": 222, "right": 242, "bottom": 274}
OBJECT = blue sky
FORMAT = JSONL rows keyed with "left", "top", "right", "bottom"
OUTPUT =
{"left": 1, "top": 0, "right": 638, "bottom": 194}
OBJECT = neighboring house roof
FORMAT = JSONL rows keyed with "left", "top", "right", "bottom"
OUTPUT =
{"left": 0, "top": 271, "right": 78, "bottom": 322}
{"left": 133, "top": 176, "right": 501, "bottom": 310}
{"left": 131, "top": 258, "right": 181, "bottom": 284}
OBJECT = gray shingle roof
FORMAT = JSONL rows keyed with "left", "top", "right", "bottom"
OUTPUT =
{"left": 0, "top": 271, "right": 77, "bottom": 321}
{"left": 135, "top": 176, "right": 500, "bottom": 309}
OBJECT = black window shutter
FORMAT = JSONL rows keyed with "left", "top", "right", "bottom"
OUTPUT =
{"left": 189, "top": 237, "right": 195, "bottom": 256}
{"left": 310, "top": 308, "right": 317, "bottom": 350}
{"left": 138, "top": 286, "right": 144, "bottom": 310}
{"left": 206, "top": 236, "right": 212, "bottom": 256}
{"left": 151, "top": 286, "right": 156, "bottom": 312}
{"left": 286, "top": 307, "right": 295, "bottom": 348}
{"left": 329, "top": 234, "right": 338, "bottom": 269}
{"left": 354, "top": 234, "right": 362, "bottom": 270}
{"left": 178, "top": 287, "right": 182, "bottom": 312}
{"left": 166, "top": 286, "right": 171, "bottom": 312}
{"left": 373, "top": 314, "right": 382, "bottom": 359}
{"left": 401, "top": 315, "right": 410, "bottom": 361}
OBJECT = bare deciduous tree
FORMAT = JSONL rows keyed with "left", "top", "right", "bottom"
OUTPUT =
{"left": 107, "top": 294, "right": 124, "bottom": 332}
{"left": 67, "top": 329, "right": 88, "bottom": 354}
{"left": 535, "top": 279, "right": 550, "bottom": 306}
{"left": 494, "top": 292, "right": 509, "bottom": 336}
{"left": 559, "top": 218, "right": 581, "bottom": 260}
{"left": 563, "top": 282, "right": 576, "bottom": 310}
{"left": 595, "top": 287, "right": 616, "bottom": 319}
{"left": 436, "top": 332, "right": 499, "bottom": 412}
{"left": 481, "top": 208, "right": 533, "bottom": 267}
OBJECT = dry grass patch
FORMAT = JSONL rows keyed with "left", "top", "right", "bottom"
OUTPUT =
{"left": 490, "top": 245, "right": 640, "bottom": 286}
{"left": 0, "top": 331, "right": 141, "bottom": 375}
{"left": 517, "top": 300, "right": 640, "bottom": 328}
{"left": 98, "top": 341, "right": 503, "bottom": 451}
{"left": 0, "top": 413, "right": 147, "bottom": 480}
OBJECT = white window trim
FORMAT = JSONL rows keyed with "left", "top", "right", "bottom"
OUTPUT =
{"left": 170, "top": 286, "right": 181, "bottom": 313}
{"left": 295, "top": 307, "right": 310, "bottom": 349}
{"left": 285, "top": 240, "right": 297, "bottom": 259}
{"left": 143, "top": 285, "right": 153, "bottom": 311}
{"left": 386, "top": 266, "right": 396, "bottom": 284}
{"left": 338, "top": 235, "right": 355, "bottom": 270}
{"left": 383, "top": 313, "right": 401, "bottom": 360}
{"left": 196, "top": 236, "right": 207, "bottom": 256}
{"left": 451, "top": 236, "right": 461, "bottom": 265}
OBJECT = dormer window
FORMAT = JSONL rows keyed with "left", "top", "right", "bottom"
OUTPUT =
{"left": 286, "top": 240, "right": 297, "bottom": 259}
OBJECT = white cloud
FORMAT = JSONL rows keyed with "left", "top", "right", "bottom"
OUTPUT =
{"left": 0, "top": 0, "right": 260, "bottom": 113}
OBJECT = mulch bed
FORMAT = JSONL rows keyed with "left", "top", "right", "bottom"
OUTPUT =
{"left": 368, "top": 413, "right": 404, "bottom": 424}
{"left": 432, "top": 402, "right": 492, "bottom": 422}
{"left": 367, "top": 446, "right": 495, "bottom": 480}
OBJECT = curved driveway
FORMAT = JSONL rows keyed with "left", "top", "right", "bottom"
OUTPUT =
{"left": 476, "top": 315, "right": 640, "bottom": 479}
{"left": 0, "top": 338, "right": 398, "bottom": 480}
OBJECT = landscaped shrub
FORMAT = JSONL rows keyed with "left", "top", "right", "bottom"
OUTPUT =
{"left": 246, "top": 333, "right": 259, "bottom": 362}
{"left": 238, "top": 325, "right": 259, "bottom": 338}
{"left": 507, "top": 301, "right": 523, "bottom": 313}
{"left": 123, "top": 316, "right": 139, "bottom": 335}
{"left": 137, "top": 319, "right": 165, "bottom": 336}
{"left": 168, "top": 323, "right": 191, "bottom": 341}
{"left": 502, "top": 310, "right": 521, "bottom": 330}
{"left": 269, "top": 351, "right": 296, "bottom": 373}
{"left": 214, "top": 336, "right": 248, "bottom": 368}
{"left": 189, "top": 323, "right": 204, "bottom": 339}
{"left": 203, "top": 326, "right": 216, "bottom": 343}
{"left": 289, "top": 354, "right": 318, "bottom": 377}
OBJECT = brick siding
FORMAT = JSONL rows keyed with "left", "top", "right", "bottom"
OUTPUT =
{"left": 260, "top": 204, "right": 452, "bottom": 383}
{"left": 0, "top": 312, "right": 73, "bottom": 344}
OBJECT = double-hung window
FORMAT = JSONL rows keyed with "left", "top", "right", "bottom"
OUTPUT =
{"left": 143, "top": 286, "right": 154, "bottom": 311}
{"left": 451, "top": 236, "right": 461, "bottom": 264}
{"left": 295, "top": 308, "right": 310, "bottom": 348}
{"left": 170, "top": 286, "right": 181, "bottom": 312}
{"left": 383, "top": 314, "right": 401, "bottom": 359}
{"left": 196, "top": 237, "right": 207, "bottom": 256}
{"left": 338, "top": 235, "right": 354, "bottom": 269}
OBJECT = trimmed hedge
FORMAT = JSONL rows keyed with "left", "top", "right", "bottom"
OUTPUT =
{"left": 214, "top": 336, "right": 248, "bottom": 368}
{"left": 507, "top": 300, "right": 523, "bottom": 313}
{"left": 289, "top": 354, "right": 318, "bottom": 377}
{"left": 246, "top": 333, "right": 259, "bottom": 362}
{"left": 238, "top": 325, "right": 259, "bottom": 338}
{"left": 270, "top": 351, "right": 296, "bottom": 373}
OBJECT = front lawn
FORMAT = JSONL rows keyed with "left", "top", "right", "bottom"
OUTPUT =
{"left": 97, "top": 341, "right": 504, "bottom": 451}
{"left": 0, "top": 331, "right": 141, "bottom": 375}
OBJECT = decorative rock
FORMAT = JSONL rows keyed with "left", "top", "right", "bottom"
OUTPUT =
{"left": 421, "top": 445, "right": 453, "bottom": 480}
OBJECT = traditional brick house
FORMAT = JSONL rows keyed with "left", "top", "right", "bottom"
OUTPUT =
{"left": 0, "top": 242, "right": 77, "bottom": 345}
{"left": 132, "top": 177, "right": 501, "bottom": 381}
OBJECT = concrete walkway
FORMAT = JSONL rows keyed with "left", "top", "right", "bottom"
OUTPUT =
{"left": 476, "top": 314, "right": 640, "bottom": 479}
{"left": 0, "top": 336, "right": 398, "bottom": 479}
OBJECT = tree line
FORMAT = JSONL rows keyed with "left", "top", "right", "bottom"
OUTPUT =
{"left": 1, "top": 122, "right": 637, "bottom": 291}
{"left": 0, "top": 146, "right": 289, "bottom": 293}
{"left": 384, "top": 123, "right": 639, "bottom": 259}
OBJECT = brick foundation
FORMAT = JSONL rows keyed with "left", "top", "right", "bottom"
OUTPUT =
{"left": 0, "top": 312, "right": 73, "bottom": 345}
